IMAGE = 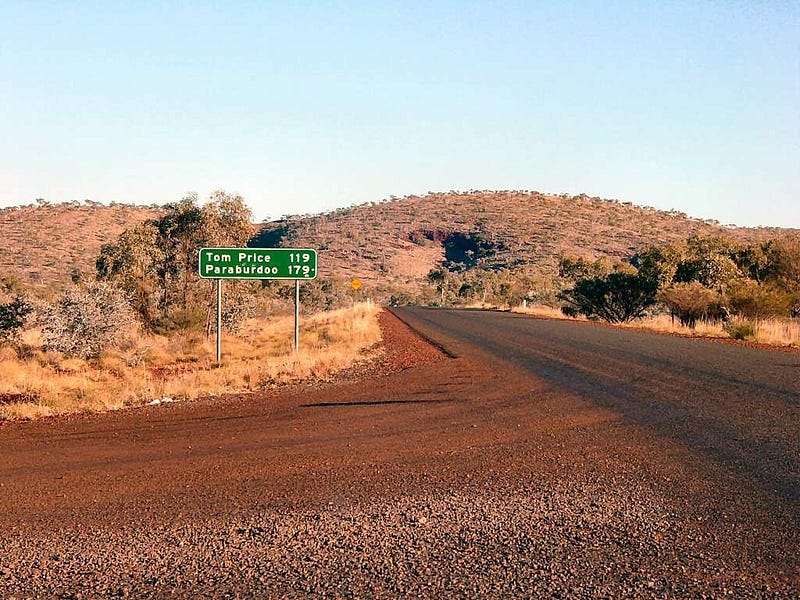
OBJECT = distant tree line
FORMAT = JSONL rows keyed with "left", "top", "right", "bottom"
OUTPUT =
{"left": 557, "top": 234, "right": 800, "bottom": 327}
{"left": 422, "top": 267, "right": 558, "bottom": 308}
{"left": 418, "top": 233, "right": 800, "bottom": 336}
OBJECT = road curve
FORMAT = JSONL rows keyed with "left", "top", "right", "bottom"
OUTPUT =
{"left": 395, "top": 307, "right": 800, "bottom": 505}
{"left": 0, "top": 307, "right": 798, "bottom": 598}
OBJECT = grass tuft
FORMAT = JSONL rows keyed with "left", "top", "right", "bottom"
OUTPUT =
{"left": 514, "top": 303, "right": 800, "bottom": 346}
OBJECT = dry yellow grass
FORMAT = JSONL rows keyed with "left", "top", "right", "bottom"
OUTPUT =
{"left": 513, "top": 304, "right": 800, "bottom": 346}
{"left": 623, "top": 314, "right": 800, "bottom": 346}
{"left": 741, "top": 318, "right": 800, "bottom": 346}
{"left": 0, "top": 302, "right": 382, "bottom": 421}
{"left": 621, "top": 314, "right": 727, "bottom": 338}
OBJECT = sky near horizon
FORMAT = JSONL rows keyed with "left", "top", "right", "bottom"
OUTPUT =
{"left": 1, "top": 1, "right": 798, "bottom": 227}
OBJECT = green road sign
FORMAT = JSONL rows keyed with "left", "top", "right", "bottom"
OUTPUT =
{"left": 199, "top": 248, "right": 317, "bottom": 279}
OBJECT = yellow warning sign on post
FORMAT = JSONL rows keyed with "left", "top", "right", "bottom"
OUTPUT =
{"left": 350, "top": 278, "right": 362, "bottom": 291}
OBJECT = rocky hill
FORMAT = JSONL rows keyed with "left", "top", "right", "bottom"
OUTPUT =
{"left": 1, "top": 191, "right": 791, "bottom": 299}
{"left": 254, "top": 190, "right": 787, "bottom": 294}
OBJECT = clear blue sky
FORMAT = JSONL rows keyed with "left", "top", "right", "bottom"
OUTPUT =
{"left": 2, "top": 1, "right": 798, "bottom": 227}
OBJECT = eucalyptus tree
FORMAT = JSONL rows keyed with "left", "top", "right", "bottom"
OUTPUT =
{"left": 97, "top": 191, "right": 254, "bottom": 332}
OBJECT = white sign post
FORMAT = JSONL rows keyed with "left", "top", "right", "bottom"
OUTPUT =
{"left": 216, "top": 279, "right": 223, "bottom": 363}
{"left": 294, "top": 279, "right": 300, "bottom": 352}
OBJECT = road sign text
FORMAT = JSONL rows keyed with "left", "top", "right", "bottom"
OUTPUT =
{"left": 199, "top": 248, "right": 317, "bottom": 280}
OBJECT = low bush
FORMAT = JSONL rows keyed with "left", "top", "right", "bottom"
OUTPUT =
{"left": 724, "top": 319, "right": 758, "bottom": 340}
{"left": 660, "top": 282, "right": 718, "bottom": 329}
{"left": 728, "top": 281, "right": 793, "bottom": 320}
{"left": 559, "top": 272, "right": 658, "bottom": 323}
{"left": 0, "top": 295, "right": 33, "bottom": 344}
{"left": 150, "top": 308, "right": 207, "bottom": 336}
{"left": 39, "top": 282, "right": 136, "bottom": 358}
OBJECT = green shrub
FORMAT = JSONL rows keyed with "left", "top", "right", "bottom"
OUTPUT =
{"left": 559, "top": 272, "right": 658, "bottom": 323}
{"left": 0, "top": 295, "right": 33, "bottom": 344}
{"left": 728, "top": 281, "right": 793, "bottom": 319}
{"left": 724, "top": 320, "right": 757, "bottom": 340}
{"left": 561, "top": 305, "right": 580, "bottom": 318}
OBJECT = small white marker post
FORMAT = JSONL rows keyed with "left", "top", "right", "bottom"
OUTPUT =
{"left": 294, "top": 279, "right": 300, "bottom": 352}
{"left": 216, "top": 279, "right": 222, "bottom": 364}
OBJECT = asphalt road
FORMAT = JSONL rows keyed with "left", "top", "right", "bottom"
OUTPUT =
{"left": 396, "top": 307, "right": 800, "bottom": 506}
{"left": 1, "top": 307, "right": 798, "bottom": 598}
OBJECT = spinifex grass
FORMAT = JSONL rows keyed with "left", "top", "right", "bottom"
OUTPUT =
{"left": 513, "top": 304, "right": 800, "bottom": 346}
{"left": 619, "top": 314, "right": 800, "bottom": 345}
{"left": 0, "top": 303, "right": 382, "bottom": 420}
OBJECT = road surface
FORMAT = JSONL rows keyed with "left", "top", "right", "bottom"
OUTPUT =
{"left": 1, "top": 307, "right": 798, "bottom": 597}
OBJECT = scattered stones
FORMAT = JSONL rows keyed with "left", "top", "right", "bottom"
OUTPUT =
{"left": 1, "top": 482, "right": 796, "bottom": 598}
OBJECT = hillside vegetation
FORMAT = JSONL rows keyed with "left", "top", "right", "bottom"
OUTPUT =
{"left": 256, "top": 190, "right": 785, "bottom": 296}
{"left": 0, "top": 201, "right": 162, "bottom": 296}
{"left": 2, "top": 192, "right": 790, "bottom": 299}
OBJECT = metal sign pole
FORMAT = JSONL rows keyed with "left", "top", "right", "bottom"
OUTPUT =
{"left": 216, "top": 279, "right": 222, "bottom": 364}
{"left": 294, "top": 279, "right": 300, "bottom": 352}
